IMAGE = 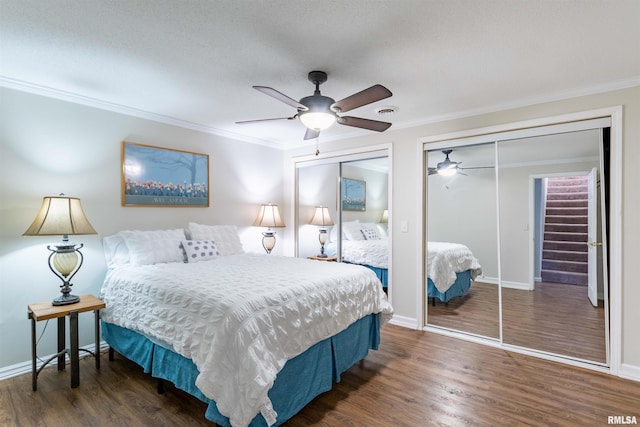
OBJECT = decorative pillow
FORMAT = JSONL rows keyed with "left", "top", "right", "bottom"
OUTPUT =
{"left": 342, "top": 221, "right": 365, "bottom": 241}
{"left": 119, "top": 229, "right": 186, "bottom": 265}
{"left": 181, "top": 240, "right": 220, "bottom": 262}
{"left": 102, "top": 233, "right": 130, "bottom": 268}
{"left": 188, "top": 223, "right": 245, "bottom": 256}
{"left": 360, "top": 223, "right": 380, "bottom": 240}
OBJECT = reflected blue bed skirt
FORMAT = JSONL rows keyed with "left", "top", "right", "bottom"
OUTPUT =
{"left": 427, "top": 269, "right": 472, "bottom": 302}
{"left": 102, "top": 313, "right": 381, "bottom": 426}
{"left": 343, "top": 262, "right": 387, "bottom": 289}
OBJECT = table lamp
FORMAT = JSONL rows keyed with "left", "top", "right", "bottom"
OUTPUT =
{"left": 253, "top": 203, "right": 285, "bottom": 254}
{"left": 23, "top": 195, "right": 97, "bottom": 305}
{"left": 309, "top": 206, "right": 334, "bottom": 258}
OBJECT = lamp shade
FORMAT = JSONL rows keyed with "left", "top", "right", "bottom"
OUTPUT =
{"left": 309, "top": 206, "right": 334, "bottom": 227}
{"left": 252, "top": 203, "right": 285, "bottom": 228}
{"left": 380, "top": 209, "right": 388, "bottom": 223}
{"left": 23, "top": 196, "right": 97, "bottom": 236}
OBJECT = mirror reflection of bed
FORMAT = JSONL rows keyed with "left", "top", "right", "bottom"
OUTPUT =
{"left": 425, "top": 126, "right": 609, "bottom": 365}
{"left": 296, "top": 155, "right": 390, "bottom": 293}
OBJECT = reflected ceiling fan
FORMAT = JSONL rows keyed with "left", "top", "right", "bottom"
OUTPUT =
{"left": 236, "top": 71, "right": 393, "bottom": 140}
{"left": 428, "top": 150, "right": 494, "bottom": 176}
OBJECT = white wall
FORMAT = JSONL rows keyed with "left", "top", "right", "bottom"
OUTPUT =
{"left": 0, "top": 87, "right": 285, "bottom": 369}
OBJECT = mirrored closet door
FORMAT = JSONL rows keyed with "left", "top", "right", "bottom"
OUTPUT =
{"left": 296, "top": 152, "right": 390, "bottom": 291}
{"left": 424, "top": 122, "right": 610, "bottom": 365}
{"left": 498, "top": 129, "right": 608, "bottom": 363}
{"left": 425, "top": 142, "right": 499, "bottom": 339}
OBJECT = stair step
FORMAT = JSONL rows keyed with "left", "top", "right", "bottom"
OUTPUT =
{"left": 543, "top": 249, "right": 588, "bottom": 262}
{"left": 546, "top": 207, "right": 588, "bottom": 216}
{"left": 548, "top": 176, "right": 588, "bottom": 185}
{"left": 545, "top": 215, "right": 588, "bottom": 224}
{"left": 546, "top": 199, "right": 588, "bottom": 208}
{"left": 545, "top": 223, "right": 588, "bottom": 233}
{"left": 541, "top": 269, "right": 588, "bottom": 286}
{"left": 542, "top": 259, "right": 588, "bottom": 273}
{"left": 547, "top": 192, "right": 588, "bottom": 201}
{"left": 547, "top": 185, "right": 588, "bottom": 194}
{"left": 543, "top": 240, "right": 588, "bottom": 252}
{"left": 544, "top": 232, "right": 587, "bottom": 242}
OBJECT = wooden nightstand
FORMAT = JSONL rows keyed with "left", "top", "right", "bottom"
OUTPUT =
{"left": 28, "top": 294, "right": 105, "bottom": 391}
{"left": 307, "top": 256, "right": 337, "bottom": 262}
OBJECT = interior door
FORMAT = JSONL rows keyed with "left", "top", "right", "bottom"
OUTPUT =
{"left": 587, "top": 167, "right": 598, "bottom": 307}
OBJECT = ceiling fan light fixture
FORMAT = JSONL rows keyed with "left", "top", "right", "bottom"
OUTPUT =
{"left": 299, "top": 111, "right": 336, "bottom": 131}
{"left": 437, "top": 165, "right": 457, "bottom": 177}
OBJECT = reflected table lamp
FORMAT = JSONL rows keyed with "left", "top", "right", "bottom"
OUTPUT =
{"left": 23, "top": 195, "right": 97, "bottom": 306}
{"left": 253, "top": 203, "right": 285, "bottom": 254}
{"left": 309, "top": 206, "right": 334, "bottom": 258}
{"left": 380, "top": 209, "right": 388, "bottom": 224}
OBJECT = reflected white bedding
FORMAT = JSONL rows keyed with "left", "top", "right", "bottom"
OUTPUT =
{"left": 101, "top": 254, "right": 392, "bottom": 427}
{"left": 326, "top": 238, "right": 389, "bottom": 268}
{"left": 427, "top": 242, "right": 482, "bottom": 292}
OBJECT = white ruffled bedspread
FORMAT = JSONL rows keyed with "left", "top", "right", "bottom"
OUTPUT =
{"left": 326, "top": 238, "right": 389, "bottom": 268}
{"left": 427, "top": 242, "right": 482, "bottom": 292}
{"left": 100, "top": 254, "right": 393, "bottom": 427}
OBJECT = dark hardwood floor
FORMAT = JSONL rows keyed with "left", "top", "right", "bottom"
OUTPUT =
{"left": 428, "top": 280, "right": 606, "bottom": 363}
{"left": 2, "top": 324, "right": 638, "bottom": 426}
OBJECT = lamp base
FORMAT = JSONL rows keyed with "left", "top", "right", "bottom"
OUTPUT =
{"left": 52, "top": 294, "right": 80, "bottom": 306}
{"left": 315, "top": 253, "right": 328, "bottom": 258}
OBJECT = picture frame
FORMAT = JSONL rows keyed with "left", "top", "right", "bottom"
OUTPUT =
{"left": 341, "top": 178, "right": 366, "bottom": 211}
{"left": 121, "top": 141, "right": 210, "bottom": 207}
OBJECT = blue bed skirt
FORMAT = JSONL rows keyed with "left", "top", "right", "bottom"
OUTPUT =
{"left": 102, "top": 313, "right": 381, "bottom": 426}
{"left": 427, "top": 270, "right": 472, "bottom": 302}
{"left": 342, "top": 262, "right": 387, "bottom": 289}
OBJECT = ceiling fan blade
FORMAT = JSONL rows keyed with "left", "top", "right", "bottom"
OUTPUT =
{"left": 236, "top": 116, "right": 297, "bottom": 125}
{"left": 253, "top": 86, "right": 308, "bottom": 110}
{"left": 427, "top": 167, "right": 438, "bottom": 176}
{"left": 337, "top": 116, "right": 392, "bottom": 132}
{"left": 331, "top": 84, "right": 392, "bottom": 113}
{"left": 304, "top": 128, "right": 320, "bottom": 140}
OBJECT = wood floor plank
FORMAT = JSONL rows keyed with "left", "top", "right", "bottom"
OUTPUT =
{"left": 1, "top": 325, "right": 638, "bottom": 426}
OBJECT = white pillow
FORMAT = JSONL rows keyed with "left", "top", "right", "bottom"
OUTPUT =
{"left": 102, "top": 234, "right": 130, "bottom": 268}
{"left": 119, "top": 229, "right": 186, "bottom": 265}
{"left": 181, "top": 240, "right": 220, "bottom": 262}
{"left": 360, "top": 223, "right": 380, "bottom": 240}
{"left": 342, "top": 221, "right": 365, "bottom": 241}
{"left": 188, "top": 223, "right": 245, "bottom": 256}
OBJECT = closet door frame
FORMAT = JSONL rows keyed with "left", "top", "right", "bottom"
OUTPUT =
{"left": 417, "top": 106, "right": 622, "bottom": 376}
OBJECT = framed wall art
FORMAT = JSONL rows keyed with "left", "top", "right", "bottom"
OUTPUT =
{"left": 341, "top": 178, "right": 366, "bottom": 211}
{"left": 121, "top": 141, "right": 210, "bottom": 207}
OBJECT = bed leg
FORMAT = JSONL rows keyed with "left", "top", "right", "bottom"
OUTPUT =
{"left": 157, "top": 378, "right": 165, "bottom": 394}
{"left": 108, "top": 347, "right": 114, "bottom": 361}
{"left": 431, "top": 297, "right": 435, "bottom": 307}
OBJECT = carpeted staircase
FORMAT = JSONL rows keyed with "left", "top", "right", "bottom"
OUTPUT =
{"left": 541, "top": 176, "right": 588, "bottom": 285}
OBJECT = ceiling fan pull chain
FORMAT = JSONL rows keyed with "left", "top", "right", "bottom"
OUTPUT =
{"left": 315, "top": 135, "right": 320, "bottom": 156}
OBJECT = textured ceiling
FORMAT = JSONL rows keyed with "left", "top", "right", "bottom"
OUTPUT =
{"left": 1, "top": 0, "right": 638, "bottom": 149}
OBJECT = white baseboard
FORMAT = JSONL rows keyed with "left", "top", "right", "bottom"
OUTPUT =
{"left": 619, "top": 363, "right": 640, "bottom": 382}
{"left": 0, "top": 341, "right": 110, "bottom": 382}
{"left": 475, "top": 276, "right": 531, "bottom": 290}
{"left": 388, "top": 314, "right": 419, "bottom": 329}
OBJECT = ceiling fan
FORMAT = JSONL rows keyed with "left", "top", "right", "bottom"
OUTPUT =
{"left": 428, "top": 149, "right": 494, "bottom": 176}
{"left": 236, "top": 71, "right": 393, "bottom": 140}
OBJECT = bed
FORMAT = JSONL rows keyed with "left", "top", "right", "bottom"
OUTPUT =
{"left": 427, "top": 241, "right": 482, "bottom": 303}
{"left": 325, "top": 221, "right": 389, "bottom": 289}
{"left": 100, "top": 224, "right": 393, "bottom": 427}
